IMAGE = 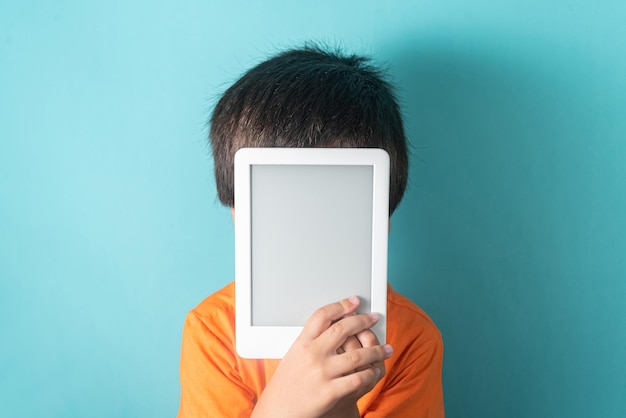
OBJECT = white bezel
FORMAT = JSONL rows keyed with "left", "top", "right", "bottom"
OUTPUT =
{"left": 234, "top": 147, "right": 389, "bottom": 359}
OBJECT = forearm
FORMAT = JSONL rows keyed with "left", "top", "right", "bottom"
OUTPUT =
{"left": 249, "top": 298, "right": 390, "bottom": 418}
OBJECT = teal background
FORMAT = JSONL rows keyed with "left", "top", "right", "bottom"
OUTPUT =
{"left": 1, "top": 1, "right": 625, "bottom": 417}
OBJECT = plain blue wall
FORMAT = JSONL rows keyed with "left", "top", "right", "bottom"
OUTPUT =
{"left": 1, "top": 1, "right": 625, "bottom": 417}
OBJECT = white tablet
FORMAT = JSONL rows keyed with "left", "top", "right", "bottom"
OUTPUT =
{"left": 234, "top": 147, "right": 389, "bottom": 359}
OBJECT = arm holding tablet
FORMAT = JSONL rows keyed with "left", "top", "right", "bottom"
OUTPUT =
{"left": 252, "top": 297, "right": 392, "bottom": 418}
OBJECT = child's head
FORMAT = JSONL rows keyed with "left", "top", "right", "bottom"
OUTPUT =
{"left": 210, "top": 45, "right": 408, "bottom": 214}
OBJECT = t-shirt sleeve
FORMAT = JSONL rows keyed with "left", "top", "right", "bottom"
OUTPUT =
{"left": 177, "top": 310, "right": 256, "bottom": 418}
{"left": 363, "top": 313, "right": 445, "bottom": 417}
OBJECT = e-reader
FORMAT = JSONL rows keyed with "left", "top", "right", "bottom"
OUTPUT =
{"left": 234, "top": 147, "right": 389, "bottom": 359}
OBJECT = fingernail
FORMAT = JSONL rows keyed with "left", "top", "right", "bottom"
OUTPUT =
{"left": 374, "top": 368, "right": 381, "bottom": 377}
{"left": 383, "top": 344, "right": 394, "bottom": 357}
{"left": 368, "top": 312, "right": 379, "bottom": 321}
{"left": 348, "top": 296, "right": 359, "bottom": 305}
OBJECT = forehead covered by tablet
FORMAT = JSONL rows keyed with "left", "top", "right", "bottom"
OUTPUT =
{"left": 234, "top": 149, "right": 389, "bottom": 358}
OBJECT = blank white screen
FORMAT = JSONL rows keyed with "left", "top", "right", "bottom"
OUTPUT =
{"left": 251, "top": 165, "right": 373, "bottom": 326}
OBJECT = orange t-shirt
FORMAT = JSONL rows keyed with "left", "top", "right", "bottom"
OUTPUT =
{"left": 177, "top": 282, "right": 444, "bottom": 417}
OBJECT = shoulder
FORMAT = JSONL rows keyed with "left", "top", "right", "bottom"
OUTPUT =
{"left": 191, "top": 281, "right": 235, "bottom": 318}
{"left": 184, "top": 282, "right": 235, "bottom": 345}
{"left": 386, "top": 285, "right": 443, "bottom": 353}
{"left": 387, "top": 286, "right": 438, "bottom": 326}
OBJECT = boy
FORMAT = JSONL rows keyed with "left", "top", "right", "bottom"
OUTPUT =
{"left": 178, "top": 46, "right": 444, "bottom": 417}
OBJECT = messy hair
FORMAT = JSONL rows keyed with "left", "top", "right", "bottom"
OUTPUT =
{"left": 209, "top": 45, "right": 408, "bottom": 214}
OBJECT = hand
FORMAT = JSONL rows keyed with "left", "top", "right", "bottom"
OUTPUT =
{"left": 251, "top": 296, "right": 393, "bottom": 418}
{"left": 326, "top": 327, "right": 391, "bottom": 417}
{"left": 338, "top": 327, "right": 388, "bottom": 375}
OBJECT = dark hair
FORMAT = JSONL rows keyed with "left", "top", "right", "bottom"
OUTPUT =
{"left": 209, "top": 45, "right": 408, "bottom": 214}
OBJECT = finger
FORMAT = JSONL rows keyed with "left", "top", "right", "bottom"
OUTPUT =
{"left": 349, "top": 330, "right": 376, "bottom": 372}
{"left": 339, "top": 335, "right": 363, "bottom": 355}
{"left": 344, "top": 331, "right": 393, "bottom": 374}
{"left": 371, "top": 344, "right": 392, "bottom": 379}
{"left": 325, "top": 345, "right": 389, "bottom": 379}
{"left": 326, "top": 365, "right": 382, "bottom": 401}
{"left": 299, "top": 296, "right": 361, "bottom": 341}
{"left": 316, "top": 313, "right": 379, "bottom": 352}
{"left": 338, "top": 335, "right": 363, "bottom": 373}
{"left": 354, "top": 328, "right": 379, "bottom": 348}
